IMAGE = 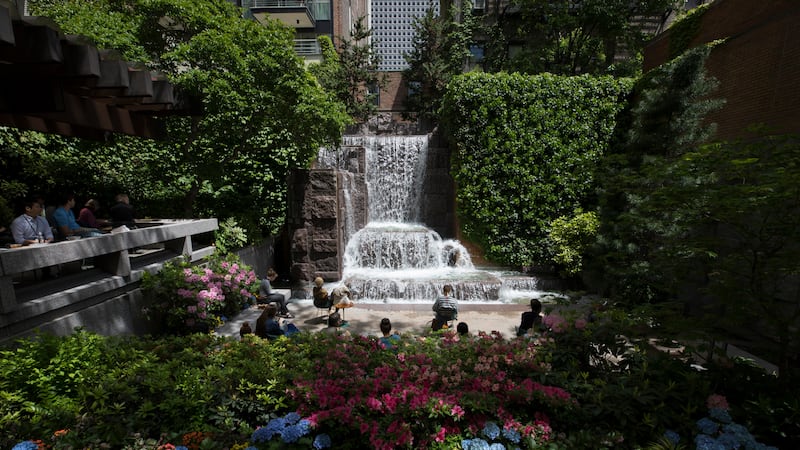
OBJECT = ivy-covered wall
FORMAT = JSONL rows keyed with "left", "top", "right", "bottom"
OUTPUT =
{"left": 441, "top": 72, "right": 632, "bottom": 267}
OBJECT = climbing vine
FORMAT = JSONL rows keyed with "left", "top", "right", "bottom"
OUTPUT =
{"left": 441, "top": 72, "right": 631, "bottom": 267}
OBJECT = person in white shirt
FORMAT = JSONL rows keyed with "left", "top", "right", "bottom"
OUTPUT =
{"left": 10, "top": 198, "right": 54, "bottom": 245}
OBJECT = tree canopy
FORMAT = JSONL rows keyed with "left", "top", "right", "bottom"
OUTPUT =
{"left": 13, "top": 0, "right": 349, "bottom": 238}
{"left": 499, "top": 0, "right": 679, "bottom": 76}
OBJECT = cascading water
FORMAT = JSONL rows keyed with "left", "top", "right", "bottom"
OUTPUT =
{"left": 324, "top": 135, "right": 552, "bottom": 303}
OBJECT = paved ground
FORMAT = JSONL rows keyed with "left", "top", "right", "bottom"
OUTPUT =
{"left": 216, "top": 290, "right": 529, "bottom": 339}
{"left": 215, "top": 289, "right": 780, "bottom": 374}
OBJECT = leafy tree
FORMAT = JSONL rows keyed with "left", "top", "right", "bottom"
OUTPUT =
{"left": 318, "top": 16, "right": 386, "bottom": 123}
{"left": 669, "top": 135, "right": 800, "bottom": 379}
{"left": 503, "top": 0, "right": 679, "bottom": 76}
{"left": 593, "top": 43, "right": 724, "bottom": 303}
{"left": 441, "top": 72, "right": 631, "bottom": 267}
{"left": 402, "top": 2, "right": 479, "bottom": 125}
{"left": 21, "top": 0, "right": 349, "bottom": 238}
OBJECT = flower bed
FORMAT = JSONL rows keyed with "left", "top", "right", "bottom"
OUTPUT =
{"left": 1, "top": 308, "right": 793, "bottom": 449}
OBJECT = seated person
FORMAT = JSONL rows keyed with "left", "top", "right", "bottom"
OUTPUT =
{"left": 77, "top": 199, "right": 109, "bottom": 229}
{"left": 432, "top": 284, "right": 458, "bottom": 331}
{"left": 52, "top": 193, "right": 102, "bottom": 239}
{"left": 330, "top": 284, "right": 353, "bottom": 307}
{"left": 456, "top": 322, "right": 469, "bottom": 337}
{"left": 378, "top": 318, "right": 401, "bottom": 350}
{"left": 109, "top": 193, "right": 136, "bottom": 228}
{"left": 313, "top": 277, "right": 333, "bottom": 310}
{"left": 517, "top": 298, "right": 544, "bottom": 337}
{"left": 254, "top": 304, "right": 284, "bottom": 340}
{"left": 258, "top": 268, "right": 291, "bottom": 318}
{"left": 10, "top": 198, "right": 54, "bottom": 245}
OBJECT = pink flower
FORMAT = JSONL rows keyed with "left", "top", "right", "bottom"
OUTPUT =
{"left": 575, "top": 318, "right": 587, "bottom": 330}
{"left": 366, "top": 397, "right": 382, "bottom": 412}
{"left": 434, "top": 426, "right": 446, "bottom": 442}
{"left": 707, "top": 394, "right": 729, "bottom": 410}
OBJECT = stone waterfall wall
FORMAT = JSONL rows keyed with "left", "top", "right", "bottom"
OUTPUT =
{"left": 420, "top": 132, "right": 455, "bottom": 239}
{"left": 288, "top": 145, "right": 368, "bottom": 283}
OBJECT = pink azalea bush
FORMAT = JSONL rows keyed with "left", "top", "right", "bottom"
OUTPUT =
{"left": 264, "top": 330, "right": 577, "bottom": 449}
{"left": 142, "top": 254, "right": 258, "bottom": 333}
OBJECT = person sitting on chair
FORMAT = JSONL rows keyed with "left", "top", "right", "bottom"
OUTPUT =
{"left": 432, "top": 284, "right": 458, "bottom": 331}
{"left": 10, "top": 197, "right": 54, "bottom": 246}
{"left": 517, "top": 298, "right": 544, "bottom": 337}
{"left": 52, "top": 193, "right": 102, "bottom": 239}
{"left": 330, "top": 284, "right": 353, "bottom": 307}
{"left": 109, "top": 193, "right": 137, "bottom": 228}
{"left": 313, "top": 277, "right": 333, "bottom": 311}
{"left": 258, "top": 268, "right": 291, "bottom": 318}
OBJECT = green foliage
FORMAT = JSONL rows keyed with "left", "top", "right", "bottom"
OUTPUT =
{"left": 594, "top": 43, "right": 724, "bottom": 304}
{"left": 214, "top": 217, "right": 249, "bottom": 254}
{"left": 665, "top": 135, "right": 800, "bottom": 378}
{"left": 0, "top": 332, "right": 292, "bottom": 448}
{"left": 668, "top": 3, "right": 712, "bottom": 60}
{"left": 506, "top": 0, "right": 679, "bottom": 76}
{"left": 549, "top": 210, "right": 599, "bottom": 276}
{"left": 2, "top": 317, "right": 793, "bottom": 449}
{"left": 310, "top": 17, "right": 385, "bottom": 123}
{"left": 20, "top": 0, "right": 350, "bottom": 240}
{"left": 402, "top": 2, "right": 479, "bottom": 124}
{"left": 441, "top": 72, "right": 631, "bottom": 267}
{"left": 142, "top": 254, "right": 258, "bottom": 333}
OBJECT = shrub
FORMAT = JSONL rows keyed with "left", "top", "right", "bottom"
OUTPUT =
{"left": 142, "top": 254, "right": 258, "bottom": 333}
{"left": 441, "top": 72, "right": 631, "bottom": 267}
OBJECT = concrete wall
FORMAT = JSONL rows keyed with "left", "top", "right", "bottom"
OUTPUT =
{"left": 643, "top": 0, "right": 800, "bottom": 140}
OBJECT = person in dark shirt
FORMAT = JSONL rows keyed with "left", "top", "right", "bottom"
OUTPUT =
{"left": 109, "top": 193, "right": 136, "bottom": 228}
{"left": 255, "top": 304, "right": 284, "bottom": 340}
{"left": 258, "top": 268, "right": 291, "bottom": 318}
{"left": 517, "top": 298, "right": 543, "bottom": 337}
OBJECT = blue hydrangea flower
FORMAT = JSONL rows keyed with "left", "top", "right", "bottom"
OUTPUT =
{"left": 313, "top": 433, "right": 332, "bottom": 449}
{"left": 502, "top": 427, "right": 521, "bottom": 444}
{"left": 709, "top": 408, "right": 733, "bottom": 424}
{"left": 464, "top": 438, "right": 491, "bottom": 450}
{"left": 664, "top": 429, "right": 680, "bottom": 444}
{"left": 266, "top": 417, "right": 287, "bottom": 432}
{"left": 695, "top": 434, "right": 726, "bottom": 450}
{"left": 175, "top": 447, "right": 189, "bottom": 450}
{"left": 482, "top": 421, "right": 501, "bottom": 440}
{"left": 251, "top": 425, "right": 278, "bottom": 443}
{"left": 12, "top": 441, "right": 38, "bottom": 450}
{"left": 244, "top": 447, "right": 258, "bottom": 450}
{"left": 295, "top": 419, "right": 311, "bottom": 435}
{"left": 697, "top": 417, "right": 720, "bottom": 435}
{"left": 488, "top": 444, "right": 506, "bottom": 450}
{"left": 281, "top": 421, "right": 311, "bottom": 444}
{"left": 284, "top": 411, "right": 301, "bottom": 424}
{"left": 716, "top": 432, "right": 743, "bottom": 449}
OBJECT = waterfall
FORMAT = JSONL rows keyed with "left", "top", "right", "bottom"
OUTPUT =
{"left": 324, "top": 134, "right": 559, "bottom": 304}
{"left": 342, "top": 135, "right": 429, "bottom": 223}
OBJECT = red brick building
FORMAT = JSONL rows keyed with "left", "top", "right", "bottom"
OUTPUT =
{"left": 643, "top": 0, "right": 800, "bottom": 140}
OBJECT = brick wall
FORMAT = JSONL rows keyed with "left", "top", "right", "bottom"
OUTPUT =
{"left": 643, "top": 0, "right": 800, "bottom": 140}
{"left": 379, "top": 72, "right": 407, "bottom": 113}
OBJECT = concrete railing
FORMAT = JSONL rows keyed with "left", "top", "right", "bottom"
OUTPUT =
{"left": 0, "top": 219, "right": 217, "bottom": 340}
